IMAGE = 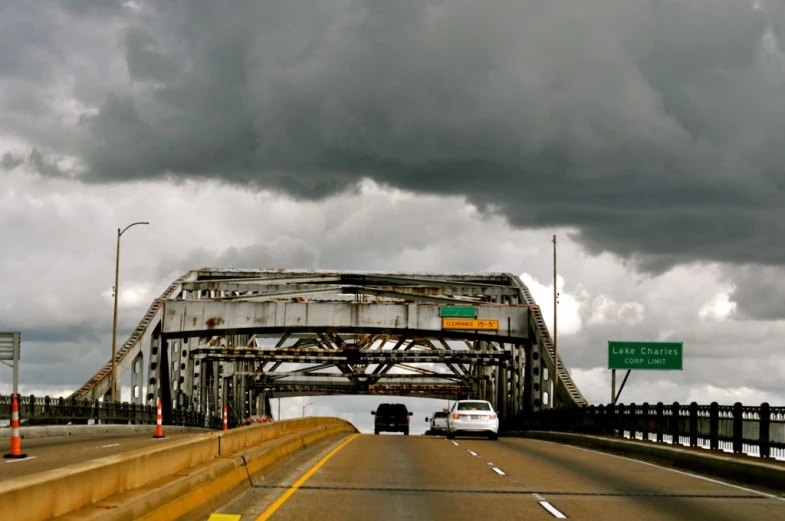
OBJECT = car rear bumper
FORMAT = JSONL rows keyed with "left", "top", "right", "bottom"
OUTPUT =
{"left": 375, "top": 423, "right": 409, "bottom": 431}
{"left": 448, "top": 419, "right": 498, "bottom": 434}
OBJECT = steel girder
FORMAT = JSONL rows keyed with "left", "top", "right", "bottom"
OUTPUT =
{"left": 71, "top": 269, "right": 587, "bottom": 426}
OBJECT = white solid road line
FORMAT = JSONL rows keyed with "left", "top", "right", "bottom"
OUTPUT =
{"left": 539, "top": 501, "right": 568, "bottom": 519}
{"left": 5, "top": 456, "right": 37, "bottom": 463}
{"left": 100, "top": 444, "right": 120, "bottom": 448}
{"left": 491, "top": 467, "right": 506, "bottom": 476}
{"left": 547, "top": 441, "right": 785, "bottom": 502}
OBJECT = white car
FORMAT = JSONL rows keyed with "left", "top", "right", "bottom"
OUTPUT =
{"left": 425, "top": 411, "right": 449, "bottom": 434}
{"left": 445, "top": 400, "right": 499, "bottom": 440}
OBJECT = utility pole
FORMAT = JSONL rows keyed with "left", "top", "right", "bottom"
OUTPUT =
{"left": 552, "top": 234, "right": 558, "bottom": 405}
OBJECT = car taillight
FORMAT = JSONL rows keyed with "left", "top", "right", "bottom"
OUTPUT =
{"left": 453, "top": 413, "right": 460, "bottom": 419}
{"left": 490, "top": 414, "right": 497, "bottom": 419}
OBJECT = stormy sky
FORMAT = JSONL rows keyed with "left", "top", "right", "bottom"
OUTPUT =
{"left": 2, "top": 0, "right": 785, "bottom": 433}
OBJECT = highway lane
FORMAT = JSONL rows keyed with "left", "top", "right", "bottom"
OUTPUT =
{"left": 0, "top": 432, "right": 201, "bottom": 481}
{"left": 208, "top": 434, "right": 785, "bottom": 521}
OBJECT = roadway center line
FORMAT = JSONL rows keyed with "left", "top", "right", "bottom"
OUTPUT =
{"left": 548, "top": 441, "right": 785, "bottom": 502}
{"left": 491, "top": 467, "right": 506, "bottom": 476}
{"left": 100, "top": 444, "right": 120, "bottom": 448}
{"left": 254, "top": 433, "right": 360, "bottom": 521}
{"left": 5, "top": 456, "right": 37, "bottom": 463}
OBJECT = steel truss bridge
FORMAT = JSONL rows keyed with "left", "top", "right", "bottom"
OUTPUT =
{"left": 70, "top": 269, "right": 587, "bottom": 423}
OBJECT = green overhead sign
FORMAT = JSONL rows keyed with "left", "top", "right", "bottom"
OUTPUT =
{"left": 439, "top": 306, "right": 477, "bottom": 318}
{"left": 608, "top": 341, "right": 683, "bottom": 370}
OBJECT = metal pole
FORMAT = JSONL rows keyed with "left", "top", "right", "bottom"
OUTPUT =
{"left": 552, "top": 234, "right": 558, "bottom": 403}
{"left": 615, "top": 370, "right": 632, "bottom": 404}
{"left": 12, "top": 332, "right": 19, "bottom": 397}
{"left": 110, "top": 221, "right": 149, "bottom": 403}
{"left": 278, "top": 398, "right": 281, "bottom": 420}
{"left": 110, "top": 228, "right": 121, "bottom": 403}
{"left": 611, "top": 369, "right": 616, "bottom": 405}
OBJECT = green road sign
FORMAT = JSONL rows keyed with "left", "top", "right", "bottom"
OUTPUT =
{"left": 608, "top": 341, "right": 683, "bottom": 370}
{"left": 439, "top": 306, "right": 477, "bottom": 318}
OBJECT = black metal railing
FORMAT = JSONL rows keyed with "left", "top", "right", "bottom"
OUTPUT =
{"left": 0, "top": 395, "right": 220, "bottom": 429}
{"left": 503, "top": 402, "right": 785, "bottom": 460}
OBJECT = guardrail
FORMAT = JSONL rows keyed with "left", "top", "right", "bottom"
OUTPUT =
{"left": 505, "top": 402, "right": 785, "bottom": 460}
{"left": 0, "top": 394, "right": 224, "bottom": 429}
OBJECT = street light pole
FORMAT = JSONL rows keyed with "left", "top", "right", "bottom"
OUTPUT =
{"left": 302, "top": 402, "right": 313, "bottom": 417}
{"left": 552, "top": 234, "right": 558, "bottom": 405}
{"left": 110, "top": 221, "right": 149, "bottom": 403}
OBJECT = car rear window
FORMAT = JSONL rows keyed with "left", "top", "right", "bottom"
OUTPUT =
{"left": 457, "top": 401, "right": 491, "bottom": 411}
{"left": 376, "top": 404, "right": 408, "bottom": 415}
{"left": 433, "top": 412, "right": 448, "bottom": 418}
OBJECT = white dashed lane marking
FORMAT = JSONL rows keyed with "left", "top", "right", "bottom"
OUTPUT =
{"left": 491, "top": 467, "right": 506, "bottom": 476}
{"left": 466, "top": 450, "right": 478, "bottom": 457}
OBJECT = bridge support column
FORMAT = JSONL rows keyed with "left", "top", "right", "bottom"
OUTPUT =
{"left": 131, "top": 352, "right": 144, "bottom": 405}
{"left": 182, "top": 338, "right": 196, "bottom": 412}
{"left": 146, "top": 325, "right": 163, "bottom": 407}
{"left": 159, "top": 339, "right": 174, "bottom": 424}
{"left": 525, "top": 335, "right": 547, "bottom": 412}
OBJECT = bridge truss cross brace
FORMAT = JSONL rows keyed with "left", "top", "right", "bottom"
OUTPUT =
{"left": 150, "top": 330, "right": 534, "bottom": 425}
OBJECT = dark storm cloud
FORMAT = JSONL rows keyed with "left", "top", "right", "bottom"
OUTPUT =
{"left": 6, "top": 1, "right": 785, "bottom": 276}
{"left": 726, "top": 265, "right": 785, "bottom": 321}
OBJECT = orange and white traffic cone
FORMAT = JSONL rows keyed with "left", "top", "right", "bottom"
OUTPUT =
{"left": 153, "top": 398, "right": 165, "bottom": 439}
{"left": 4, "top": 394, "right": 27, "bottom": 459}
{"left": 222, "top": 405, "right": 228, "bottom": 431}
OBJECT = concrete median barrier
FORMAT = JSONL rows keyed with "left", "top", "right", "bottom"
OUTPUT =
{"left": 0, "top": 417, "right": 356, "bottom": 521}
{"left": 515, "top": 431, "right": 785, "bottom": 491}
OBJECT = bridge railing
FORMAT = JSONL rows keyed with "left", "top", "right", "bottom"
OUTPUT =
{"left": 504, "top": 402, "right": 785, "bottom": 460}
{"left": 0, "top": 395, "right": 219, "bottom": 428}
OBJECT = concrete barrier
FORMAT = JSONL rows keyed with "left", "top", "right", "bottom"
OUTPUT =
{"left": 131, "top": 424, "right": 357, "bottom": 521}
{"left": 0, "top": 418, "right": 356, "bottom": 521}
{"left": 515, "top": 431, "right": 785, "bottom": 490}
{"left": 0, "top": 432, "right": 221, "bottom": 521}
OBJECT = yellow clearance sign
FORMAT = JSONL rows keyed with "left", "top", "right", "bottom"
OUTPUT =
{"left": 442, "top": 318, "right": 499, "bottom": 330}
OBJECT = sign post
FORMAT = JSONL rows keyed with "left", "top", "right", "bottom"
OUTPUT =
{"left": 0, "top": 332, "right": 21, "bottom": 396}
{"left": 608, "top": 341, "right": 683, "bottom": 404}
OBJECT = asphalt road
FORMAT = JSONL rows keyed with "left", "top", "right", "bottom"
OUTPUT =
{"left": 207, "top": 434, "right": 785, "bottom": 521}
{"left": 0, "top": 432, "right": 200, "bottom": 481}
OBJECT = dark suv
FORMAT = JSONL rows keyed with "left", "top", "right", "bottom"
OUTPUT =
{"left": 372, "top": 403, "right": 413, "bottom": 435}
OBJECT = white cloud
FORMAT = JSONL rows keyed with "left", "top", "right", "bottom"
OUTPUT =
{"left": 520, "top": 273, "right": 583, "bottom": 336}
{"left": 699, "top": 290, "right": 737, "bottom": 321}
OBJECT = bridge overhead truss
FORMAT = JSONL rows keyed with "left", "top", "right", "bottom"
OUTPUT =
{"left": 71, "top": 269, "right": 587, "bottom": 424}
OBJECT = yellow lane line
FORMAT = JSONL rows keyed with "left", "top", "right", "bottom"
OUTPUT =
{"left": 208, "top": 515, "right": 242, "bottom": 521}
{"left": 255, "top": 433, "right": 361, "bottom": 521}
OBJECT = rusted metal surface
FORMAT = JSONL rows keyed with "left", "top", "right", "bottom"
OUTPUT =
{"left": 162, "top": 300, "right": 530, "bottom": 338}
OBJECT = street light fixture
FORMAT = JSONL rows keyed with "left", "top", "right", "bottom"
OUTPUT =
{"left": 302, "top": 402, "right": 313, "bottom": 417}
{"left": 110, "top": 221, "right": 149, "bottom": 403}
